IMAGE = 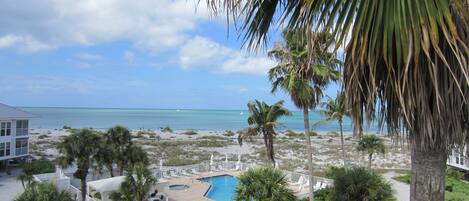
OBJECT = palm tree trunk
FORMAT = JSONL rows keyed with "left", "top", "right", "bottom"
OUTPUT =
{"left": 81, "top": 178, "right": 87, "bottom": 201}
{"left": 368, "top": 153, "right": 372, "bottom": 169}
{"left": 107, "top": 164, "right": 114, "bottom": 177}
{"left": 303, "top": 108, "right": 314, "bottom": 201}
{"left": 268, "top": 134, "right": 276, "bottom": 166}
{"left": 410, "top": 144, "right": 447, "bottom": 201}
{"left": 339, "top": 120, "right": 345, "bottom": 166}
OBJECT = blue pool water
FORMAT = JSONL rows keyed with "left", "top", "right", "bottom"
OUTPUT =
{"left": 201, "top": 175, "right": 238, "bottom": 201}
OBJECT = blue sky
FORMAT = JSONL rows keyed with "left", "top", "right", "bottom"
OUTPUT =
{"left": 0, "top": 0, "right": 339, "bottom": 110}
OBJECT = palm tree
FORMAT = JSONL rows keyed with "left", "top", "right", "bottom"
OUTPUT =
{"left": 243, "top": 100, "right": 291, "bottom": 166}
{"left": 206, "top": 1, "right": 469, "bottom": 200}
{"left": 57, "top": 128, "right": 100, "bottom": 201}
{"left": 15, "top": 182, "right": 74, "bottom": 201}
{"left": 16, "top": 172, "right": 33, "bottom": 190}
{"left": 95, "top": 136, "right": 116, "bottom": 177}
{"left": 235, "top": 167, "right": 295, "bottom": 201}
{"left": 357, "top": 135, "right": 386, "bottom": 169}
{"left": 317, "top": 92, "right": 349, "bottom": 166}
{"left": 109, "top": 163, "right": 156, "bottom": 201}
{"left": 268, "top": 29, "right": 339, "bottom": 200}
{"left": 325, "top": 167, "right": 394, "bottom": 201}
{"left": 106, "top": 125, "right": 133, "bottom": 176}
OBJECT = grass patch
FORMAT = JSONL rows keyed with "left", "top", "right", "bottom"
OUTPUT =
{"left": 181, "top": 130, "right": 198, "bottom": 135}
{"left": 392, "top": 170, "right": 469, "bottom": 200}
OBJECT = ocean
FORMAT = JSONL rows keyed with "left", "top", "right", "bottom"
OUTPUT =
{"left": 20, "top": 107, "right": 381, "bottom": 132}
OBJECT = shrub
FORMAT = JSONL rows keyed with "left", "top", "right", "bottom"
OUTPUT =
{"left": 15, "top": 183, "right": 73, "bottom": 201}
{"left": 62, "top": 125, "right": 71, "bottom": 129}
{"left": 22, "top": 160, "right": 55, "bottom": 175}
{"left": 222, "top": 130, "right": 235, "bottom": 137}
{"left": 94, "top": 192, "right": 102, "bottom": 199}
{"left": 236, "top": 167, "right": 295, "bottom": 201}
{"left": 182, "top": 130, "right": 198, "bottom": 135}
{"left": 447, "top": 169, "right": 464, "bottom": 180}
{"left": 160, "top": 126, "right": 173, "bottom": 133}
{"left": 313, "top": 187, "right": 333, "bottom": 201}
{"left": 327, "top": 167, "right": 394, "bottom": 201}
{"left": 38, "top": 134, "right": 49, "bottom": 139}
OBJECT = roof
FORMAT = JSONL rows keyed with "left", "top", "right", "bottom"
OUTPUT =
{"left": 87, "top": 176, "right": 126, "bottom": 192}
{"left": 0, "top": 103, "right": 33, "bottom": 119}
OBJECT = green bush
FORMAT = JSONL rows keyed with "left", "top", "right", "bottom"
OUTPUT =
{"left": 15, "top": 183, "right": 73, "bottom": 201}
{"left": 160, "top": 126, "right": 173, "bottom": 133}
{"left": 22, "top": 160, "right": 55, "bottom": 175}
{"left": 236, "top": 167, "right": 295, "bottom": 201}
{"left": 94, "top": 192, "right": 102, "bottom": 199}
{"left": 327, "top": 167, "right": 394, "bottom": 201}
{"left": 182, "top": 130, "right": 198, "bottom": 135}
{"left": 447, "top": 169, "right": 464, "bottom": 180}
{"left": 314, "top": 187, "right": 333, "bottom": 201}
{"left": 222, "top": 130, "right": 235, "bottom": 137}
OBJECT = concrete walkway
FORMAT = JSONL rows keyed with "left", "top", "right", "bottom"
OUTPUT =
{"left": 382, "top": 171, "right": 410, "bottom": 201}
{"left": 0, "top": 168, "right": 25, "bottom": 201}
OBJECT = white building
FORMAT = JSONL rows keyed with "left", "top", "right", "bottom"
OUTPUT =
{"left": 447, "top": 146, "right": 468, "bottom": 172}
{"left": 0, "top": 103, "right": 32, "bottom": 167}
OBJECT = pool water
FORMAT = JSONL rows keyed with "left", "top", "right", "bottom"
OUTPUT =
{"left": 200, "top": 175, "right": 238, "bottom": 201}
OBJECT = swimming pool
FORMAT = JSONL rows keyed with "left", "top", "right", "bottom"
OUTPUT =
{"left": 200, "top": 175, "right": 238, "bottom": 201}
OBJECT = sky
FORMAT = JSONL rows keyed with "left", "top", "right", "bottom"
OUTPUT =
{"left": 0, "top": 0, "right": 339, "bottom": 110}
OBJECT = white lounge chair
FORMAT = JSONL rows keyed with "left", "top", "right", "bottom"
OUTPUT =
{"left": 190, "top": 169, "right": 201, "bottom": 175}
{"left": 169, "top": 170, "right": 179, "bottom": 177}
{"left": 162, "top": 171, "right": 172, "bottom": 179}
{"left": 289, "top": 176, "right": 304, "bottom": 186}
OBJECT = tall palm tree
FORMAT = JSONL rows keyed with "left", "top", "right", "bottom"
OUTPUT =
{"left": 206, "top": 1, "right": 469, "bottom": 200}
{"left": 243, "top": 100, "right": 291, "bottom": 166}
{"left": 316, "top": 92, "right": 349, "bottom": 166}
{"left": 268, "top": 29, "right": 339, "bottom": 200}
{"left": 95, "top": 137, "right": 116, "bottom": 177}
{"left": 109, "top": 163, "right": 156, "bottom": 201}
{"left": 235, "top": 167, "right": 295, "bottom": 201}
{"left": 357, "top": 135, "right": 386, "bottom": 169}
{"left": 106, "top": 125, "right": 133, "bottom": 176}
{"left": 57, "top": 128, "right": 100, "bottom": 201}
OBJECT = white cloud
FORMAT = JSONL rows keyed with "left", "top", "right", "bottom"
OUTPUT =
{"left": 0, "top": 0, "right": 209, "bottom": 52}
{"left": 123, "top": 51, "right": 135, "bottom": 64}
{"left": 76, "top": 62, "right": 92, "bottom": 69}
{"left": 76, "top": 53, "right": 104, "bottom": 61}
{"left": 0, "top": 35, "right": 51, "bottom": 52}
{"left": 180, "top": 36, "right": 276, "bottom": 75}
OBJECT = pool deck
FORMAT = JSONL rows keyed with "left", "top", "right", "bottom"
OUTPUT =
{"left": 155, "top": 170, "right": 309, "bottom": 201}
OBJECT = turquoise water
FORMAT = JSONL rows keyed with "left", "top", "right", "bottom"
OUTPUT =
{"left": 20, "top": 107, "right": 380, "bottom": 132}
{"left": 201, "top": 175, "right": 238, "bottom": 201}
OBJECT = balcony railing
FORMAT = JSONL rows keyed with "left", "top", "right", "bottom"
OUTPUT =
{"left": 16, "top": 128, "right": 28, "bottom": 136}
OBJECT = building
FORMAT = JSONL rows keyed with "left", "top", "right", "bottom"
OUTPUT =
{"left": 0, "top": 103, "right": 32, "bottom": 169}
{"left": 447, "top": 145, "right": 469, "bottom": 179}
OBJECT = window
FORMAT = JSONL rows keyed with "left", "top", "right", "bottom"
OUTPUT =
{"left": 0, "top": 143, "right": 4, "bottom": 157}
{"left": 16, "top": 120, "right": 28, "bottom": 136}
{"left": 1, "top": 122, "right": 11, "bottom": 136}
{"left": 15, "top": 138, "right": 28, "bottom": 156}
{"left": 5, "top": 142, "right": 10, "bottom": 156}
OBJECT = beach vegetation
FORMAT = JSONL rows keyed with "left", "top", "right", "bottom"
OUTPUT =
{"left": 222, "top": 130, "right": 235, "bottom": 137}
{"left": 205, "top": 0, "right": 469, "bottom": 200}
{"left": 17, "top": 159, "right": 55, "bottom": 189}
{"left": 57, "top": 128, "right": 100, "bottom": 201}
{"left": 62, "top": 125, "right": 71, "bottom": 130}
{"left": 268, "top": 29, "right": 340, "bottom": 200}
{"left": 160, "top": 126, "right": 173, "bottom": 133}
{"left": 15, "top": 182, "right": 73, "bottom": 201}
{"left": 242, "top": 100, "right": 291, "bottom": 166}
{"left": 393, "top": 169, "right": 469, "bottom": 200}
{"left": 182, "top": 130, "right": 198, "bottom": 135}
{"left": 235, "top": 167, "right": 295, "bottom": 201}
{"left": 357, "top": 135, "right": 386, "bottom": 169}
{"left": 322, "top": 167, "right": 394, "bottom": 201}
{"left": 109, "top": 163, "right": 156, "bottom": 201}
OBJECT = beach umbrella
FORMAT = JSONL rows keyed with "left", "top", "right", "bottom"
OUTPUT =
{"left": 159, "top": 159, "right": 163, "bottom": 170}
{"left": 210, "top": 154, "right": 214, "bottom": 166}
{"left": 225, "top": 153, "right": 228, "bottom": 163}
{"left": 237, "top": 154, "right": 241, "bottom": 164}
